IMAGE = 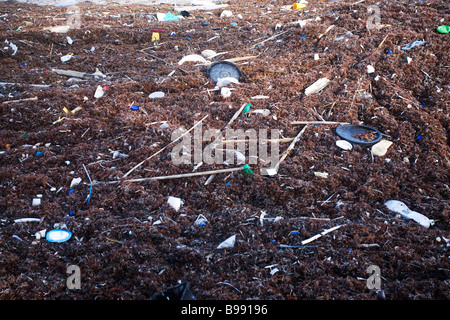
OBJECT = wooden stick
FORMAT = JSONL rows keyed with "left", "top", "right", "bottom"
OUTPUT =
{"left": 125, "top": 166, "right": 245, "bottom": 183}
{"left": 2, "top": 96, "right": 38, "bottom": 104}
{"left": 291, "top": 120, "right": 349, "bottom": 125}
{"left": 250, "top": 30, "right": 290, "bottom": 49}
{"left": 51, "top": 68, "right": 105, "bottom": 80}
{"left": 378, "top": 34, "right": 389, "bottom": 49}
{"left": 205, "top": 104, "right": 248, "bottom": 185}
{"left": 275, "top": 125, "right": 308, "bottom": 170}
{"left": 301, "top": 225, "right": 344, "bottom": 245}
{"left": 264, "top": 125, "right": 308, "bottom": 176}
{"left": 122, "top": 114, "right": 209, "bottom": 178}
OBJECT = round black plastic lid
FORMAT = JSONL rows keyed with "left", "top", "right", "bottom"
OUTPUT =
{"left": 207, "top": 61, "right": 243, "bottom": 84}
{"left": 336, "top": 124, "right": 382, "bottom": 145}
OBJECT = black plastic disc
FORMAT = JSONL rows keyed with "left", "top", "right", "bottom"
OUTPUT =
{"left": 336, "top": 124, "right": 382, "bottom": 145}
{"left": 207, "top": 61, "right": 243, "bottom": 84}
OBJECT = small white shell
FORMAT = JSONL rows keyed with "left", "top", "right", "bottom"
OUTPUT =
{"left": 336, "top": 139, "right": 353, "bottom": 151}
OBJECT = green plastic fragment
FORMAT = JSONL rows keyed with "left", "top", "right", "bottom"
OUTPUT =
{"left": 242, "top": 104, "right": 251, "bottom": 114}
{"left": 437, "top": 25, "right": 450, "bottom": 34}
{"left": 243, "top": 164, "right": 253, "bottom": 174}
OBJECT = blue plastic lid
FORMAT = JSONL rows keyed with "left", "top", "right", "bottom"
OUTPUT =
{"left": 46, "top": 229, "right": 72, "bottom": 243}
{"left": 336, "top": 124, "right": 382, "bottom": 145}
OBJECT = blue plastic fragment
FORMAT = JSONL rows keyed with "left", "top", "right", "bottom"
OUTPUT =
{"left": 130, "top": 105, "right": 140, "bottom": 111}
{"left": 401, "top": 40, "right": 425, "bottom": 51}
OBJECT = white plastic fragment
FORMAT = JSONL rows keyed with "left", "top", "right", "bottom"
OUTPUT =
{"left": 314, "top": 172, "right": 329, "bottom": 179}
{"left": 336, "top": 140, "right": 353, "bottom": 151}
{"left": 35, "top": 229, "right": 46, "bottom": 240}
{"left": 94, "top": 85, "right": 104, "bottom": 98}
{"left": 9, "top": 41, "right": 18, "bottom": 55}
{"left": 371, "top": 139, "right": 393, "bottom": 157}
{"left": 217, "top": 234, "right": 236, "bottom": 249}
{"left": 149, "top": 91, "right": 165, "bottom": 99}
{"left": 221, "top": 87, "right": 232, "bottom": 98}
{"left": 304, "top": 78, "right": 330, "bottom": 96}
{"left": 314, "top": 53, "right": 320, "bottom": 61}
{"left": 70, "top": 177, "right": 82, "bottom": 188}
{"left": 66, "top": 36, "right": 73, "bottom": 44}
{"left": 60, "top": 54, "right": 72, "bottom": 63}
{"left": 14, "top": 218, "right": 41, "bottom": 223}
{"left": 167, "top": 196, "right": 183, "bottom": 212}
{"left": 201, "top": 49, "right": 217, "bottom": 59}
{"left": 260, "top": 211, "right": 267, "bottom": 226}
{"left": 220, "top": 10, "right": 233, "bottom": 18}
{"left": 270, "top": 268, "right": 280, "bottom": 275}
{"left": 215, "top": 77, "right": 240, "bottom": 88}
{"left": 194, "top": 214, "right": 208, "bottom": 226}
{"left": 32, "top": 198, "right": 41, "bottom": 206}
{"left": 178, "top": 54, "right": 207, "bottom": 65}
{"left": 384, "top": 200, "right": 434, "bottom": 228}
{"left": 367, "top": 65, "right": 375, "bottom": 74}
{"left": 251, "top": 109, "right": 271, "bottom": 116}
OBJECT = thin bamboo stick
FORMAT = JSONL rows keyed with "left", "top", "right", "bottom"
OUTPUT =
{"left": 301, "top": 225, "right": 344, "bottom": 245}
{"left": 122, "top": 114, "right": 209, "bottom": 178}
{"left": 124, "top": 166, "right": 245, "bottom": 183}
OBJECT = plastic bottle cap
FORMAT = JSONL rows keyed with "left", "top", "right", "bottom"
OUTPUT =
{"left": 46, "top": 229, "right": 72, "bottom": 243}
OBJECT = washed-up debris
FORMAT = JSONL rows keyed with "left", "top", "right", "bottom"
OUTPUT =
{"left": 156, "top": 12, "right": 180, "bottom": 22}
{"left": 4, "top": 40, "right": 18, "bottom": 55}
{"left": 14, "top": 218, "right": 41, "bottom": 223}
{"left": 371, "top": 139, "right": 393, "bottom": 157}
{"left": 51, "top": 68, "right": 106, "bottom": 80}
{"left": 43, "top": 25, "right": 71, "bottom": 33}
{"left": 384, "top": 200, "right": 434, "bottom": 228}
{"left": 207, "top": 61, "right": 242, "bottom": 84}
{"left": 304, "top": 78, "right": 330, "bottom": 96}
{"left": 401, "top": 40, "right": 425, "bottom": 51}
{"left": 167, "top": 196, "right": 184, "bottom": 211}
{"left": 293, "top": 3, "right": 307, "bottom": 10}
{"left": 215, "top": 77, "right": 240, "bottom": 88}
{"left": 178, "top": 54, "right": 208, "bottom": 65}
{"left": 60, "top": 54, "right": 73, "bottom": 63}
{"left": 251, "top": 95, "right": 269, "bottom": 100}
{"left": 437, "top": 25, "right": 450, "bottom": 33}
{"left": 32, "top": 198, "right": 41, "bottom": 206}
{"left": 148, "top": 91, "right": 165, "bottom": 99}
{"left": 150, "top": 281, "right": 196, "bottom": 300}
{"left": 217, "top": 234, "right": 236, "bottom": 249}
{"left": 94, "top": 85, "right": 104, "bottom": 98}
{"left": 314, "top": 172, "right": 329, "bottom": 179}
{"left": 367, "top": 65, "right": 375, "bottom": 74}
{"left": 201, "top": 49, "right": 217, "bottom": 59}
{"left": 34, "top": 229, "right": 46, "bottom": 240}
{"left": 221, "top": 87, "right": 232, "bottom": 98}
{"left": 336, "top": 124, "right": 382, "bottom": 145}
{"left": 70, "top": 177, "right": 82, "bottom": 188}
{"left": 46, "top": 229, "right": 72, "bottom": 243}
{"left": 194, "top": 214, "right": 208, "bottom": 227}
{"left": 335, "top": 140, "right": 353, "bottom": 151}
{"left": 301, "top": 225, "right": 344, "bottom": 245}
{"left": 220, "top": 10, "right": 233, "bottom": 18}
